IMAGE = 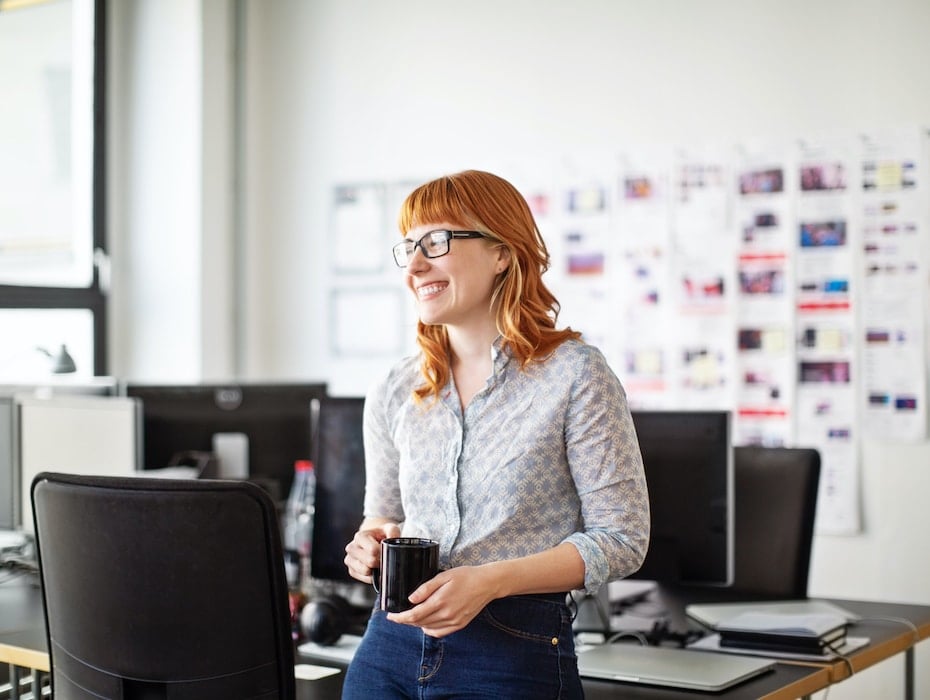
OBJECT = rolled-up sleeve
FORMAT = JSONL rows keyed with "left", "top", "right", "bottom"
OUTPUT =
{"left": 362, "top": 372, "right": 405, "bottom": 522}
{"left": 561, "top": 347, "right": 650, "bottom": 593}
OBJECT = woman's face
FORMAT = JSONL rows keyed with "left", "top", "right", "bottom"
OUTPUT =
{"left": 402, "top": 222, "right": 509, "bottom": 331}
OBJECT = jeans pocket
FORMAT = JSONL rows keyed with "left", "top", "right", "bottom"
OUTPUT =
{"left": 480, "top": 595, "right": 569, "bottom": 644}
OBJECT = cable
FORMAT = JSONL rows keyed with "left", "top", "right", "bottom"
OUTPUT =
{"left": 814, "top": 614, "right": 921, "bottom": 691}
{"left": 854, "top": 615, "right": 921, "bottom": 646}
{"left": 566, "top": 590, "right": 579, "bottom": 623}
{"left": 606, "top": 630, "right": 650, "bottom": 646}
{"left": 823, "top": 638, "right": 856, "bottom": 679}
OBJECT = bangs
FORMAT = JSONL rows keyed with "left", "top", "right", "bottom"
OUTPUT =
{"left": 397, "top": 177, "right": 476, "bottom": 234}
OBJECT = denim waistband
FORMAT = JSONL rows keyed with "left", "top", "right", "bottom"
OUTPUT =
{"left": 512, "top": 592, "right": 569, "bottom": 604}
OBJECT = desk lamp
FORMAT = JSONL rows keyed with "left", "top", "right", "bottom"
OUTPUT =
{"left": 35, "top": 345, "right": 77, "bottom": 374}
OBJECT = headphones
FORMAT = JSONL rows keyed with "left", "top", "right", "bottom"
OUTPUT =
{"left": 300, "top": 594, "right": 357, "bottom": 646}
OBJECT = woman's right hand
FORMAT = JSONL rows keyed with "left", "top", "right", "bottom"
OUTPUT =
{"left": 344, "top": 519, "right": 400, "bottom": 584}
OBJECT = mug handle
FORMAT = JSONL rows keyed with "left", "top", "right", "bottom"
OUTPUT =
{"left": 371, "top": 535, "right": 388, "bottom": 595}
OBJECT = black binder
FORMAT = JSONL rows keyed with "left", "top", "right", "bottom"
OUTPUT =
{"left": 717, "top": 612, "right": 848, "bottom": 655}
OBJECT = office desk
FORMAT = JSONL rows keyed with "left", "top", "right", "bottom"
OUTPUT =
{"left": 2, "top": 577, "right": 927, "bottom": 700}
{"left": 292, "top": 647, "right": 831, "bottom": 700}
{"left": 0, "top": 575, "right": 46, "bottom": 700}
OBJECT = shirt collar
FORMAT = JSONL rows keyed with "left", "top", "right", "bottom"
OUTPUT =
{"left": 490, "top": 335, "right": 513, "bottom": 375}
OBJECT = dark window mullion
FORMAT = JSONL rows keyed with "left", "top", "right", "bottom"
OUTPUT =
{"left": 0, "top": 286, "right": 103, "bottom": 309}
{"left": 91, "top": 0, "right": 107, "bottom": 372}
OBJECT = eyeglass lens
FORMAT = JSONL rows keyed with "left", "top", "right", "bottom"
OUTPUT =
{"left": 393, "top": 231, "right": 452, "bottom": 266}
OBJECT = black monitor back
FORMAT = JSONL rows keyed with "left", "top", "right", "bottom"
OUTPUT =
{"left": 627, "top": 410, "right": 733, "bottom": 587}
{"left": 125, "top": 382, "right": 327, "bottom": 500}
{"left": 666, "top": 445, "right": 821, "bottom": 616}
{"left": 729, "top": 445, "right": 821, "bottom": 598}
{"left": 309, "top": 396, "right": 366, "bottom": 584}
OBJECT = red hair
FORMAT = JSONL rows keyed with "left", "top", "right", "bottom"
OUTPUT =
{"left": 398, "top": 170, "right": 581, "bottom": 402}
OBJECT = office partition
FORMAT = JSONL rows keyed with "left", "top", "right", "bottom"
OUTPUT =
{"left": 16, "top": 394, "right": 140, "bottom": 534}
{"left": 0, "top": 380, "right": 118, "bottom": 531}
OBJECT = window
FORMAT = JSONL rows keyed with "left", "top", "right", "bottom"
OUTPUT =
{"left": 0, "top": 0, "right": 106, "bottom": 378}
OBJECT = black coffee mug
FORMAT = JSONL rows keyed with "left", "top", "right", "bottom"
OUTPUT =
{"left": 372, "top": 537, "right": 439, "bottom": 613}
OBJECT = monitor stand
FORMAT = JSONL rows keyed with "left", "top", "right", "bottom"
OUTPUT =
{"left": 602, "top": 582, "right": 733, "bottom": 646}
{"left": 651, "top": 583, "right": 705, "bottom": 637}
{"left": 572, "top": 581, "right": 769, "bottom": 646}
{"left": 650, "top": 582, "right": 775, "bottom": 641}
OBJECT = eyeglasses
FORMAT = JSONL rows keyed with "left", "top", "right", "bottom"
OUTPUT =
{"left": 392, "top": 229, "right": 486, "bottom": 268}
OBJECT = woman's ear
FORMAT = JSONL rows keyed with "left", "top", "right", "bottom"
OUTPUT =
{"left": 495, "top": 245, "right": 512, "bottom": 275}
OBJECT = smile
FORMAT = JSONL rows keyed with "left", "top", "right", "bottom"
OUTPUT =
{"left": 417, "top": 283, "right": 447, "bottom": 299}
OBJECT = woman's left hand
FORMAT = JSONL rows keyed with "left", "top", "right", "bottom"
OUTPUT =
{"left": 386, "top": 566, "right": 497, "bottom": 638}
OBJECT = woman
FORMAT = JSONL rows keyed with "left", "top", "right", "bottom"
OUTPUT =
{"left": 343, "top": 169, "right": 649, "bottom": 698}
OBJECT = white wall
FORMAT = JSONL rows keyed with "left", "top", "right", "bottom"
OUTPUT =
{"left": 108, "top": 0, "right": 236, "bottom": 382}
{"left": 110, "top": 1, "right": 930, "bottom": 697}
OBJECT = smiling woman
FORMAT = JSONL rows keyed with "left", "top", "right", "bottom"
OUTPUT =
{"left": 341, "top": 170, "right": 650, "bottom": 699}
{"left": 0, "top": 0, "right": 107, "bottom": 377}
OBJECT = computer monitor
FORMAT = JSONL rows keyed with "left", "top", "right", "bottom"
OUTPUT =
{"left": 309, "top": 396, "right": 367, "bottom": 585}
{"left": 624, "top": 410, "right": 733, "bottom": 635}
{"left": 628, "top": 410, "right": 733, "bottom": 587}
{"left": 123, "top": 382, "right": 327, "bottom": 501}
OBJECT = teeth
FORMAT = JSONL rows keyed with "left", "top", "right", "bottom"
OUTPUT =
{"left": 418, "top": 284, "right": 446, "bottom": 297}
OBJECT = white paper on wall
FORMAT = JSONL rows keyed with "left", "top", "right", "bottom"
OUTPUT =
{"left": 793, "top": 135, "right": 861, "bottom": 534}
{"left": 330, "top": 184, "right": 388, "bottom": 273}
{"left": 733, "top": 141, "right": 797, "bottom": 448}
{"left": 858, "top": 128, "right": 929, "bottom": 441}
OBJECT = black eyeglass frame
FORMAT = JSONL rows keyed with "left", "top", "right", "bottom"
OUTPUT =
{"left": 392, "top": 230, "right": 486, "bottom": 268}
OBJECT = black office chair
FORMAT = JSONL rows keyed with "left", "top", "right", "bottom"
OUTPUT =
{"left": 31, "top": 472, "right": 296, "bottom": 700}
{"left": 729, "top": 445, "right": 821, "bottom": 599}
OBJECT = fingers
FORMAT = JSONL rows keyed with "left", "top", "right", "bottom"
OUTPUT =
{"left": 406, "top": 572, "right": 445, "bottom": 605}
{"left": 384, "top": 575, "right": 445, "bottom": 625}
{"left": 387, "top": 573, "right": 483, "bottom": 637}
{"left": 343, "top": 533, "right": 378, "bottom": 583}
{"left": 343, "top": 522, "right": 400, "bottom": 583}
{"left": 343, "top": 549, "right": 373, "bottom": 584}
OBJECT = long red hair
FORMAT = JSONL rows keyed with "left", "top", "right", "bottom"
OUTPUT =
{"left": 398, "top": 170, "right": 581, "bottom": 402}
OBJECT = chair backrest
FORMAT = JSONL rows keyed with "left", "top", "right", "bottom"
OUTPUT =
{"left": 729, "top": 446, "right": 821, "bottom": 598}
{"left": 31, "top": 472, "right": 295, "bottom": 700}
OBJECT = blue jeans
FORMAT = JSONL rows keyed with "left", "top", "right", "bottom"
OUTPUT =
{"left": 342, "top": 592, "right": 583, "bottom": 699}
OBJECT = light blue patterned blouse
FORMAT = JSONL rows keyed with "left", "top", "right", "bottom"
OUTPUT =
{"left": 363, "top": 338, "right": 650, "bottom": 593}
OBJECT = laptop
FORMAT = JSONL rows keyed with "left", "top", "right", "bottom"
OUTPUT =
{"left": 686, "top": 599, "right": 862, "bottom": 630}
{"left": 576, "top": 643, "right": 776, "bottom": 692}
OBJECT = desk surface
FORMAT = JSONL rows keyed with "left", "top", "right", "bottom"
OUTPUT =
{"left": 799, "top": 597, "right": 930, "bottom": 685}
{"left": 1, "top": 576, "right": 926, "bottom": 700}
{"left": 0, "top": 575, "right": 46, "bottom": 672}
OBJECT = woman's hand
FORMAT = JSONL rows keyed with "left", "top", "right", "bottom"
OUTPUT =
{"left": 385, "top": 543, "right": 585, "bottom": 637}
{"left": 344, "top": 519, "right": 400, "bottom": 584}
{"left": 386, "top": 566, "right": 499, "bottom": 638}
